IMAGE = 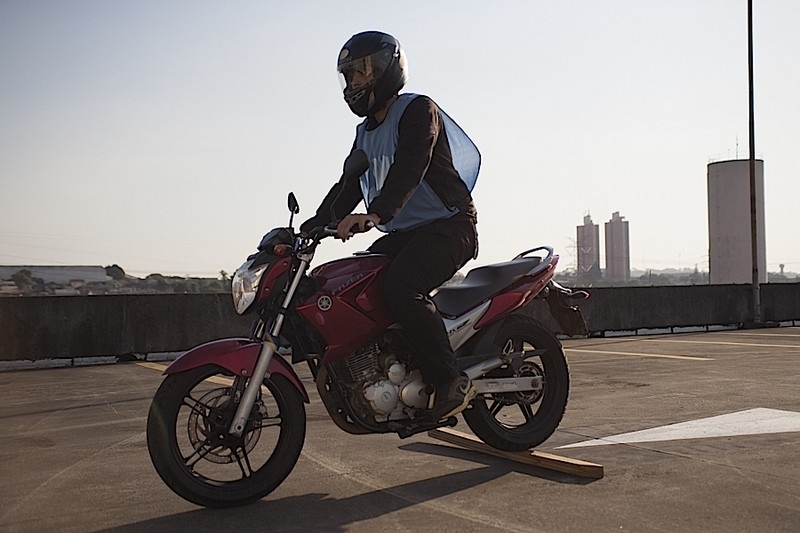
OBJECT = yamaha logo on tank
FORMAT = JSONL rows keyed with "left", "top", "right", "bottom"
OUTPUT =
{"left": 317, "top": 295, "right": 332, "bottom": 311}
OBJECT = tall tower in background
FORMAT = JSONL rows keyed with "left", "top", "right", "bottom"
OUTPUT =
{"left": 577, "top": 214, "right": 600, "bottom": 275}
{"left": 707, "top": 159, "right": 766, "bottom": 284}
{"left": 605, "top": 212, "right": 630, "bottom": 282}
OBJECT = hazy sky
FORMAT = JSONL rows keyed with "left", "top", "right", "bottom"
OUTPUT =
{"left": 1, "top": 1, "right": 798, "bottom": 278}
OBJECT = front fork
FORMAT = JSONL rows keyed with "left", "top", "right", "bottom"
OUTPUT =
{"left": 228, "top": 255, "right": 310, "bottom": 437}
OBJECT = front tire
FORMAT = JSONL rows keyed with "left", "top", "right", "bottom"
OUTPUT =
{"left": 463, "top": 315, "right": 569, "bottom": 451}
{"left": 146, "top": 364, "right": 306, "bottom": 507}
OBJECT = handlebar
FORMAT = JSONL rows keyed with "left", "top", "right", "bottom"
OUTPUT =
{"left": 299, "top": 220, "right": 375, "bottom": 255}
{"left": 317, "top": 226, "right": 341, "bottom": 239}
{"left": 306, "top": 221, "right": 374, "bottom": 241}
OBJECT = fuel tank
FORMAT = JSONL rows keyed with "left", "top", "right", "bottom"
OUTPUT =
{"left": 296, "top": 254, "right": 395, "bottom": 362}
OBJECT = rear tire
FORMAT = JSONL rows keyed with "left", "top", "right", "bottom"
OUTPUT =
{"left": 463, "top": 315, "right": 569, "bottom": 451}
{"left": 147, "top": 364, "right": 306, "bottom": 507}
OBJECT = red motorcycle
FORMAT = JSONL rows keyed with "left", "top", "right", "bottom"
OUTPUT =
{"left": 146, "top": 155, "right": 588, "bottom": 508}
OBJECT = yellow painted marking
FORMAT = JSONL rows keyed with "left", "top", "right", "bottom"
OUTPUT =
{"left": 136, "top": 361, "right": 237, "bottom": 386}
{"left": 565, "top": 348, "right": 713, "bottom": 361}
{"left": 136, "top": 362, "right": 167, "bottom": 372}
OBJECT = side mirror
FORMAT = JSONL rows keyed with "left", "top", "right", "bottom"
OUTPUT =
{"left": 287, "top": 192, "right": 300, "bottom": 229}
{"left": 287, "top": 192, "right": 300, "bottom": 215}
{"left": 342, "top": 150, "right": 369, "bottom": 182}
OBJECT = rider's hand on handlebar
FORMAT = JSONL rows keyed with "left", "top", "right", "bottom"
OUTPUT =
{"left": 336, "top": 213, "right": 379, "bottom": 241}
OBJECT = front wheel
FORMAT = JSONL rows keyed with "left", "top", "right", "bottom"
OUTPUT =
{"left": 146, "top": 364, "right": 306, "bottom": 507}
{"left": 463, "top": 315, "right": 569, "bottom": 451}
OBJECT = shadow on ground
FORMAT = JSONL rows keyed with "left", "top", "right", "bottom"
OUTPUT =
{"left": 103, "top": 442, "right": 597, "bottom": 532}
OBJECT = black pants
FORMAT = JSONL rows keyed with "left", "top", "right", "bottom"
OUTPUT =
{"left": 368, "top": 213, "right": 478, "bottom": 387}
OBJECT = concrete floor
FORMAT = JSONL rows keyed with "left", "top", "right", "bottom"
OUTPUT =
{"left": 1, "top": 327, "right": 799, "bottom": 532}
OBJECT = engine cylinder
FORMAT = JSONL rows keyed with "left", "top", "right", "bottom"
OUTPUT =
{"left": 387, "top": 362, "right": 406, "bottom": 385}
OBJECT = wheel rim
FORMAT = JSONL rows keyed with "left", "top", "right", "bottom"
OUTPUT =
{"left": 175, "top": 370, "right": 286, "bottom": 484}
{"left": 479, "top": 336, "right": 549, "bottom": 430}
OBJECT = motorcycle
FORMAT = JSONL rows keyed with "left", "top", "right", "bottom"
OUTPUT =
{"left": 146, "top": 151, "right": 589, "bottom": 508}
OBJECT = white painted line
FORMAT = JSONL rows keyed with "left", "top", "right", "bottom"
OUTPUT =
{"left": 565, "top": 348, "right": 713, "bottom": 361}
{"left": 557, "top": 408, "right": 800, "bottom": 449}
{"left": 716, "top": 332, "right": 800, "bottom": 338}
{"left": 645, "top": 339, "right": 800, "bottom": 349}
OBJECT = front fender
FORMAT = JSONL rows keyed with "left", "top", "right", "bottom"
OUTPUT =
{"left": 164, "top": 338, "right": 309, "bottom": 403}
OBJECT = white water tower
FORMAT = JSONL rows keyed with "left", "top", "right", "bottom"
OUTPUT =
{"left": 707, "top": 159, "right": 766, "bottom": 284}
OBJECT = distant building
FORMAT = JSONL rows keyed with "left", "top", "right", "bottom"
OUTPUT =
{"left": 0, "top": 281, "right": 20, "bottom": 295}
{"left": 0, "top": 266, "right": 110, "bottom": 285}
{"left": 605, "top": 212, "right": 630, "bottom": 282}
{"left": 577, "top": 214, "right": 600, "bottom": 275}
{"left": 707, "top": 159, "right": 766, "bottom": 284}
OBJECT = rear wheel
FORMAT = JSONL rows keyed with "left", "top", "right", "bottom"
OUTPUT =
{"left": 147, "top": 364, "right": 306, "bottom": 507}
{"left": 463, "top": 315, "right": 569, "bottom": 451}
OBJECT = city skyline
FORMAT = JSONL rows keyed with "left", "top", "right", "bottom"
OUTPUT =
{"left": 575, "top": 211, "right": 632, "bottom": 279}
{"left": 605, "top": 212, "right": 631, "bottom": 282}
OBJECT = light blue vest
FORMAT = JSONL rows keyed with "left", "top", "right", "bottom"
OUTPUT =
{"left": 355, "top": 93, "right": 480, "bottom": 232}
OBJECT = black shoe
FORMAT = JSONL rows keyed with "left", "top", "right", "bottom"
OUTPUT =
{"left": 431, "top": 374, "right": 476, "bottom": 421}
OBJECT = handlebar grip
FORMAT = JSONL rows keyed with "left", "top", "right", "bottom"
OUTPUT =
{"left": 348, "top": 220, "right": 375, "bottom": 235}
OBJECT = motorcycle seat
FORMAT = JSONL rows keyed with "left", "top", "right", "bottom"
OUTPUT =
{"left": 432, "top": 256, "right": 542, "bottom": 317}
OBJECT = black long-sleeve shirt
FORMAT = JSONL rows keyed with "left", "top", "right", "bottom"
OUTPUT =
{"left": 301, "top": 95, "right": 477, "bottom": 233}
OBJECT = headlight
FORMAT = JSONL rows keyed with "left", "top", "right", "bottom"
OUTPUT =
{"left": 231, "top": 259, "right": 268, "bottom": 315}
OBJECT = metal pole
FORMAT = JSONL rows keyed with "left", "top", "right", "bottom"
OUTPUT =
{"left": 747, "top": 0, "right": 761, "bottom": 324}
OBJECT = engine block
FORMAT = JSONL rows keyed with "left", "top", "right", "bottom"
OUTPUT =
{"left": 344, "top": 342, "right": 382, "bottom": 382}
{"left": 342, "top": 340, "right": 430, "bottom": 422}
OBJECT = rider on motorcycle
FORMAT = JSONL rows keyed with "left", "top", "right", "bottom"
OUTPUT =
{"left": 300, "top": 31, "right": 481, "bottom": 421}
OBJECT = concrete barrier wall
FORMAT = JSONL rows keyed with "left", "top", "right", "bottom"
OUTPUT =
{"left": 1, "top": 284, "right": 798, "bottom": 361}
{"left": 0, "top": 294, "right": 252, "bottom": 361}
{"left": 524, "top": 284, "right": 799, "bottom": 335}
{"left": 761, "top": 283, "right": 800, "bottom": 322}
{"left": 572, "top": 285, "right": 753, "bottom": 331}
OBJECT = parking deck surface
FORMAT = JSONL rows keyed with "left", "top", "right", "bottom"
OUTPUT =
{"left": 1, "top": 327, "right": 799, "bottom": 532}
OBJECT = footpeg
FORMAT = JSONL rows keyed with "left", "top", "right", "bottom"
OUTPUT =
{"left": 396, "top": 416, "right": 457, "bottom": 439}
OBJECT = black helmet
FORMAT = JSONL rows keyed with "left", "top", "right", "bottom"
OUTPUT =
{"left": 337, "top": 31, "right": 408, "bottom": 117}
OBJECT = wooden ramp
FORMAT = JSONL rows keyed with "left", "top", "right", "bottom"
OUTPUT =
{"left": 427, "top": 428, "right": 604, "bottom": 479}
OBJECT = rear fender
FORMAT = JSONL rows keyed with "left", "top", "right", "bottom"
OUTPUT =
{"left": 163, "top": 338, "right": 309, "bottom": 403}
{"left": 474, "top": 258, "right": 558, "bottom": 329}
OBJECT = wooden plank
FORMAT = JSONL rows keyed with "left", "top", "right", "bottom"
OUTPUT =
{"left": 427, "top": 428, "right": 604, "bottom": 479}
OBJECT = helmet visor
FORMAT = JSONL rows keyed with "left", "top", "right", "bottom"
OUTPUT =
{"left": 338, "top": 48, "right": 395, "bottom": 92}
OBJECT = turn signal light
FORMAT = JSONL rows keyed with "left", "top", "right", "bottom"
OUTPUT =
{"left": 273, "top": 244, "right": 291, "bottom": 256}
